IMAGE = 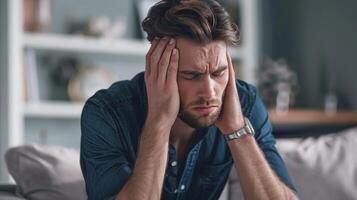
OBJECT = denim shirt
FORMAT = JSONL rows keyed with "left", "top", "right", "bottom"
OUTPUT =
{"left": 80, "top": 72, "right": 296, "bottom": 200}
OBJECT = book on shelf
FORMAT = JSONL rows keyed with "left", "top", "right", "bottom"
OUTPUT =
{"left": 24, "top": 49, "right": 40, "bottom": 102}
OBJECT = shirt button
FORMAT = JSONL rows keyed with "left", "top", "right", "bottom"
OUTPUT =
{"left": 174, "top": 189, "right": 178, "bottom": 193}
{"left": 171, "top": 161, "right": 177, "bottom": 167}
{"left": 180, "top": 184, "right": 185, "bottom": 191}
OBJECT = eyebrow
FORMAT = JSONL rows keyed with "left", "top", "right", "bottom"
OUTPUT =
{"left": 179, "top": 65, "right": 228, "bottom": 74}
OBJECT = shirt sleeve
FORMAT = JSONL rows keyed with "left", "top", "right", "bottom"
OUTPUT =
{"left": 246, "top": 86, "right": 297, "bottom": 193}
{"left": 80, "top": 98, "right": 132, "bottom": 200}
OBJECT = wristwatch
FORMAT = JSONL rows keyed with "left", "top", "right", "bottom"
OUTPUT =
{"left": 224, "top": 117, "right": 255, "bottom": 141}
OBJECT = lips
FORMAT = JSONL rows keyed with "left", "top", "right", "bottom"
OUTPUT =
{"left": 193, "top": 106, "right": 218, "bottom": 114}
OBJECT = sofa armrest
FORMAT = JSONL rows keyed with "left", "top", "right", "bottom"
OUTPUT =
{"left": 0, "top": 184, "right": 26, "bottom": 200}
{"left": 0, "top": 184, "right": 17, "bottom": 193}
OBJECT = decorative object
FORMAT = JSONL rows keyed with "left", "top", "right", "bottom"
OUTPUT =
{"left": 67, "top": 16, "right": 126, "bottom": 38}
{"left": 24, "top": 49, "right": 40, "bottom": 102}
{"left": 324, "top": 92, "right": 338, "bottom": 116}
{"left": 47, "top": 56, "right": 80, "bottom": 100}
{"left": 23, "top": 0, "right": 51, "bottom": 32}
{"left": 258, "top": 58, "right": 299, "bottom": 115}
{"left": 319, "top": 57, "right": 338, "bottom": 115}
{"left": 68, "top": 66, "right": 117, "bottom": 102}
{"left": 50, "top": 57, "right": 79, "bottom": 86}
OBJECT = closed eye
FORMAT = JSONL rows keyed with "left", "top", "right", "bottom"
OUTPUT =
{"left": 179, "top": 66, "right": 227, "bottom": 80}
{"left": 212, "top": 66, "right": 227, "bottom": 77}
{"left": 182, "top": 72, "right": 201, "bottom": 80}
{"left": 212, "top": 70, "right": 225, "bottom": 77}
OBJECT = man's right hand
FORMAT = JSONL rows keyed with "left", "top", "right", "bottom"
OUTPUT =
{"left": 144, "top": 37, "right": 180, "bottom": 130}
{"left": 116, "top": 37, "right": 179, "bottom": 200}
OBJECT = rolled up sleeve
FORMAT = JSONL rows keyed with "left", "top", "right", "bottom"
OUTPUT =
{"left": 80, "top": 99, "right": 132, "bottom": 200}
{"left": 246, "top": 86, "right": 297, "bottom": 193}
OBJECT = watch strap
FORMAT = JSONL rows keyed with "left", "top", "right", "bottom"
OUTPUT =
{"left": 224, "top": 117, "right": 255, "bottom": 141}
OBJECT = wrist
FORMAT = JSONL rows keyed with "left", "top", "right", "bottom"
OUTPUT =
{"left": 220, "top": 118, "right": 245, "bottom": 135}
{"left": 222, "top": 117, "right": 255, "bottom": 141}
{"left": 226, "top": 133, "right": 255, "bottom": 148}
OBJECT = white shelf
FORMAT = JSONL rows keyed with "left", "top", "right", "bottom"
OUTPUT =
{"left": 23, "top": 33, "right": 150, "bottom": 56}
{"left": 24, "top": 101, "right": 84, "bottom": 119}
{"left": 23, "top": 32, "right": 243, "bottom": 60}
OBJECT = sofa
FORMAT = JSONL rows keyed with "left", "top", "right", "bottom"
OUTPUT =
{"left": 1, "top": 127, "right": 357, "bottom": 200}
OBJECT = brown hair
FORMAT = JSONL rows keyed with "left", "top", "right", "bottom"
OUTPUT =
{"left": 142, "top": 0, "right": 240, "bottom": 45}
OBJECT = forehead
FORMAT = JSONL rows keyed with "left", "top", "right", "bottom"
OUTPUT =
{"left": 176, "top": 38, "right": 227, "bottom": 71}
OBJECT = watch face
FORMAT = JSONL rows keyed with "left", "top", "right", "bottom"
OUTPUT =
{"left": 68, "top": 67, "right": 117, "bottom": 101}
{"left": 245, "top": 117, "right": 255, "bottom": 136}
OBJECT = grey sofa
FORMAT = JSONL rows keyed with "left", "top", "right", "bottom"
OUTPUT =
{"left": 0, "top": 184, "right": 25, "bottom": 200}
{"left": 1, "top": 127, "right": 357, "bottom": 200}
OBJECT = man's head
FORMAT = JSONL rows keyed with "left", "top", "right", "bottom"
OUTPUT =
{"left": 142, "top": 0, "right": 240, "bottom": 129}
{"left": 142, "top": 0, "right": 240, "bottom": 45}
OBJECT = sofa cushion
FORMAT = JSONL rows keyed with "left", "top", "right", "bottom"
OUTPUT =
{"left": 5, "top": 144, "right": 86, "bottom": 200}
{"left": 277, "top": 127, "right": 357, "bottom": 200}
{"left": 228, "top": 127, "right": 357, "bottom": 200}
{"left": 0, "top": 191, "right": 26, "bottom": 200}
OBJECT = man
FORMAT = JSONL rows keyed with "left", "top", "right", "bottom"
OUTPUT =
{"left": 80, "top": 0, "right": 298, "bottom": 199}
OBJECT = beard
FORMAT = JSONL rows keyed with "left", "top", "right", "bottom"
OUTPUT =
{"left": 178, "top": 97, "right": 222, "bottom": 129}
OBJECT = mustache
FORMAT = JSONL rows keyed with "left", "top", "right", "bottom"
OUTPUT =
{"left": 187, "top": 98, "right": 221, "bottom": 107}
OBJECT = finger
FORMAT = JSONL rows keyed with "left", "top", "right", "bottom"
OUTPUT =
{"left": 226, "top": 53, "right": 236, "bottom": 87}
{"left": 225, "top": 53, "right": 238, "bottom": 101}
{"left": 150, "top": 37, "right": 170, "bottom": 80}
{"left": 166, "top": 48, "right": 179, "bottom": 87}
{"left": 145, "top": 38, "right": 159, "bottom": 79}
{"left": 227, "top": 53, "right": 241, "bottom": 103}
{"left": 158, "top": 38, "right": 176, "bottom": 83}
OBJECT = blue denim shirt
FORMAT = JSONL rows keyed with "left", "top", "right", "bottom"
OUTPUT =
{"left": 80, "top": 72, "right": 296, "bottom": 200}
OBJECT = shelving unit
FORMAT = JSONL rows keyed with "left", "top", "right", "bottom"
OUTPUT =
{"left": 24, "top": 33, "right": 151, "bottom": 56}
{"left": 24, "top": 101, "right": 84, "bottom": 119}
{"left": 24, "top": 32, "right": 244, "bottom": 59}
{"left": 0, "top": 0, "right": 260, "bottom": 183}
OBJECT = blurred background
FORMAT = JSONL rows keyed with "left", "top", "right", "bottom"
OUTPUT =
{"left": 1, "top": 0, "right": 357, "bottom": 185}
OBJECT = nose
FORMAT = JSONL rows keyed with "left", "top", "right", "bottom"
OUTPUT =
{"left": 198, "top": 75, "right": 216, "bottom": 100}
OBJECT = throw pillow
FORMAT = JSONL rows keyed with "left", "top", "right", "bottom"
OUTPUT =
{"left": 5, "top": 144, "right": 87, "bottom": 200}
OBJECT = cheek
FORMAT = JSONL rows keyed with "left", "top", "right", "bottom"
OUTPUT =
{"left": 177, "top": 79, "right": 202, "bottom": 107}
{"left": 177, "top": 79, "right": 191, "bottom": 104}
{"left": 223, "top": 73, "right": 229, "bottom": 86}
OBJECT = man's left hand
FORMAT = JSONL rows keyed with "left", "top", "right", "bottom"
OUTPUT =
{"left": 215, "top": 53, "right": 245, "bottom": 135}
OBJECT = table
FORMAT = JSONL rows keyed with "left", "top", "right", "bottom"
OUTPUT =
{"left": 268, "top": 109, "right": 357, "bottom": 138}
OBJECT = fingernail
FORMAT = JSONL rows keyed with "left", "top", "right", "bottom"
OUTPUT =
{"left": 173, "top": 48, "right": 177, "bottom": 55}
{"left": 169, "top": 38, "right": 175, "bottom": 44}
